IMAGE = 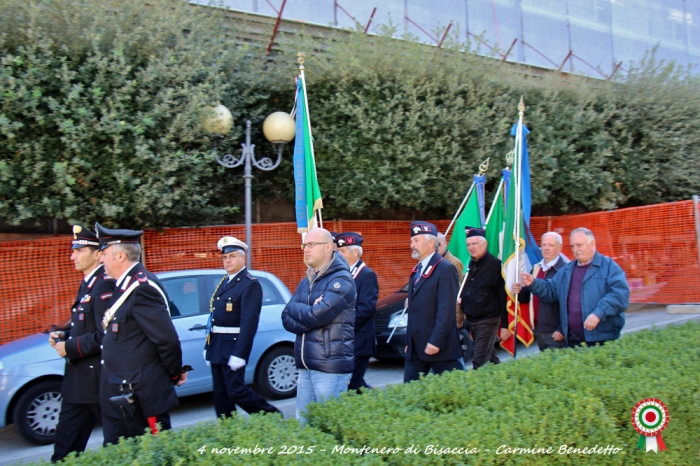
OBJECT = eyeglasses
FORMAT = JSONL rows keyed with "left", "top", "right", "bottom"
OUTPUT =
{"left": 300, "top": 242, "right": 329, "bottom": 250}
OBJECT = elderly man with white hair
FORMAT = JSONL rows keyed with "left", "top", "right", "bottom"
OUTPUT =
{"left": 521, "top": 227, "right": 629, "bottom": 347}
{"left": 513, "top": 232, "right": 569, "bottom": 351}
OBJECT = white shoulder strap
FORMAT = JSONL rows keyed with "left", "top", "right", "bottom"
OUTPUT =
{"left": 102, "top": 281, "right": 140, "bottom": 329}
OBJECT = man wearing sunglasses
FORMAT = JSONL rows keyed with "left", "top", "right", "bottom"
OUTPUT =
{"left": 281, "top": 228, "right": 356, "bottom": 422}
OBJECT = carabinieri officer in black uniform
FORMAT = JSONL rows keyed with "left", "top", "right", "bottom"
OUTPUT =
{"left": 336, "top": 232, "right": 379, "bottom": 392}
{"left": 95, "top": 223, "right": 187, "bottom": 445}
{"left": 204, "top": 236, "right": 280, "bottom": 418}
{"left": 49, "top": 225, "right": 115, "bottom": 462}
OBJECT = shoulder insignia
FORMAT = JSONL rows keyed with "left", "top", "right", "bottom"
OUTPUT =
{"left": 87, "top": 276, "right": 97, "bottom": 289}
{"left": 246, "top": 273, "right": 257, "bottom": 280}
{"left": 100, "top": 292, "right": 113, "bottom": 301}
{"left": 136, "top": 271, "right": 148, "bottom": 283}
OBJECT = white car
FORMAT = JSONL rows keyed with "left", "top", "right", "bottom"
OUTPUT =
{"left": 0, "top": 269, "right": 298, "bottom": 445}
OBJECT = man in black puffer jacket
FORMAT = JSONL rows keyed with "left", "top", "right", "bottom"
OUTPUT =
{"left": 282, "top": 228, "right": 356, "bottom": 422}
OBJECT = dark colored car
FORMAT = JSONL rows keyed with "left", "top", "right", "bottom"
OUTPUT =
{"left": 372, "top": 283, "right": 473, "bottom": 362}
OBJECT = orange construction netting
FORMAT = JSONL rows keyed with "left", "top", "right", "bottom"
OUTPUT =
{"left": 529, "top": 200, "right": 699, "bottom": 306}
{"left": 1, "top": 201, "right": 698, "bottom": 344}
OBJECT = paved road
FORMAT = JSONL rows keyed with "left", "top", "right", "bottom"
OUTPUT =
{"left": 1, "top": 309, "right": 697, "bottom": 465}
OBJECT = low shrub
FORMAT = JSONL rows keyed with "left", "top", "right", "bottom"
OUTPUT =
{"left": 49, "top": 321, "right": 699, "bottom": 465}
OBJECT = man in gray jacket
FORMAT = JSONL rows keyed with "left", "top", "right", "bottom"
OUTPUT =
{"left": 281, "top": 228, "right": 357, "bottom": 421}
{"left": 521, "top": 227, "right": 629, "bottom": 347}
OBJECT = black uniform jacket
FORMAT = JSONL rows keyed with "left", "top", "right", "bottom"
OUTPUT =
{"left": 460, "top": 251, "right": 508, "bottom": 327}
{"left": 62, "top": 265, "right": 115, "bottom": 404}
{"left": 351, "top": 261, "right": 379, "bottom": 357}
{"left": 205, "top": 268, "right": 263, "bottom": 365}
{"left": 405, "top": 253, "right": 462, "bottom": 362}
{"left": 101, "top": 263, "right": 183, "bottom": 418}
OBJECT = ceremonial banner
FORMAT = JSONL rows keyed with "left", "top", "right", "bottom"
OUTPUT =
{"left": 485, "top": 169, "right": 509, "bottom": 260}
{"left": 292, "top": 75, "right": 322, "bottom": 233}
{"left": 500, "top": 117, "right": 535, "bottom": 356}
{"left": 447, "top": 174, "right": 485, "bottom": 272}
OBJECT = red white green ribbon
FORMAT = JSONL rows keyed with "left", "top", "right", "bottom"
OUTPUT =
{"left": 632, "top": 398, "right": 669, "bottom": 453}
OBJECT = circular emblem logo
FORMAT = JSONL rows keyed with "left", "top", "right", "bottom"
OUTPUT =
{"left": 632, "top": 398, "right": 669, "bottom": 437}
{"left": 333, "top": 282, "right": 341, "bottom": 289}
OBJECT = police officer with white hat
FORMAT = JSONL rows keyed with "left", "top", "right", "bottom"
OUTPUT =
{"left": 204, "top": 236, "right": 281, "bottom": 417}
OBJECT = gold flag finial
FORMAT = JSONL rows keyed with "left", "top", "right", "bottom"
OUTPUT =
{"left": 505, "top": 150, "right": 514, "bottom": 167}
{"left": 478, "top": 157, "right": 490, "bottom": 176}
{"left": 518, "top": 96, "right": 525, "bottom": 114}
{"left": 297, "top": 52, "right": 306, "bottom": 71}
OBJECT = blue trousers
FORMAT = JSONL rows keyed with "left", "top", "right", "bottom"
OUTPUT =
{"left": 296, "top": 369, "right": 350, "bottom": 422}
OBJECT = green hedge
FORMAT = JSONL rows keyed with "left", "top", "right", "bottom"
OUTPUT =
{"left": 3, "top": 1, "right": 700, "bottom": 228}
{"left": 51, "top": 321, "right": 699, "bottom": 465}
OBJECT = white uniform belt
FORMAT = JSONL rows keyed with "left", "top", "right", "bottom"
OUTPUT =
{"left": 211, "top": 326, "right": 240, "bottom": 334}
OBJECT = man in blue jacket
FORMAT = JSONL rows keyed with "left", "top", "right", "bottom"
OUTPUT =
{"left": 336, "top": 232, "right": 379, "bottom": 392}
{"left": 521, "top": 227, "right": 629, "bottom": 347}
{"left": 281, "top": 228, "right": 356, "bottom": 421}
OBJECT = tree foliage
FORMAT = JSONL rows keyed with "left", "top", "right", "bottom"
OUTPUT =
{"left": 0, "top": 0, "right": 274, "bottom": 227}
{"left": 276, "top": 34, "right": 700, "bottom": 217}
{"left": 1, "top": 0, "right": 699, "bottom": 229}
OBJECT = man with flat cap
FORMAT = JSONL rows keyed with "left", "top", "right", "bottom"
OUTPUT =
{"left": 95, "top": 223, "right": 187, "bottom": 445}
{"left": 459, "top": 227, "right": 510, "bottom": 370}
{"left": 404, "top": 221, "right": 462, "bottom": 383}
{"left": 337, "top": 232, "right": 379, "bottom": 392}
{"left": 204, "top": 236, "right": 280, "bottom": 418}
{"left": 48, "top": 225, "right": 115, "bottom": 462}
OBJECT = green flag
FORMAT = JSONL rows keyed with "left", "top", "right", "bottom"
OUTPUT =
{"left": 293, "top": 74, "right": 323, "bottom": 233}
{"left": 447, "top": 188, "right": 482, "bottom": 273}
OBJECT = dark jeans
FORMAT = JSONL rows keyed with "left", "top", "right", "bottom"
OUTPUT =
{"left": 535, "top": 330, "right": 566, "bottom": 351}
{"left": 467, "top": 317, "right": 501, "bottom": 370}
{"left": 566, "top": 331, "right": 612, "bottom": 348}
{"left": 349, "top": 355, "right": 371, "bottom": 391}
{"left": 403, "top": 344, "right": 462, "bottom": 383}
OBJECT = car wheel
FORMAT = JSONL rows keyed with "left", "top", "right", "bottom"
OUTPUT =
{"left": 13, "top": 380, "right": 63, "bottom": 445}
{"left": 458, "top": 328, "right": 474, "bottom": 363}
{"left": 255, "top": 346, "right": 298, "bottom": 399}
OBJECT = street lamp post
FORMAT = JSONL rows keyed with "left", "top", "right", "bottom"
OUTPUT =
{"left": 203, "top": 105, "right": 295, "bottom": 270}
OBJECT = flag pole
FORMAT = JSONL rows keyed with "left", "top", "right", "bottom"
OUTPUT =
{"left": 511, "top": 96, "right": 525, "bottom": 358}
{"left": 296, "top": 52, "right": 323, "bottom": 231}
{"left": 456, "top": 270, "right": 469, "bottom": 304}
